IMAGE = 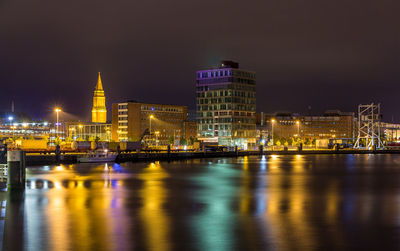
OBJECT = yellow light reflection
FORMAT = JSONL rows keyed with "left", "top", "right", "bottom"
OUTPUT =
{"left": 139, "top": 161, "right": 170, "bottom": 251}
{"left": 243, "top": 156, "right": 249, "bottom": 170}
{"left": 55, "top": 165, "right": 64, "bottom": 171}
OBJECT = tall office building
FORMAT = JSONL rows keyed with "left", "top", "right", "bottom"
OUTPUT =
{"left": 92, "top": 72, "right": 107, "bottom": 123}
{"left": 196, "top": 60, "right": 256, "bottom": 149}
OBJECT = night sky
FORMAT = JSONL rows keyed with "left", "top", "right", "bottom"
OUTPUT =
{"left": 1, "top": 0, "right": 399, "bottom": 121}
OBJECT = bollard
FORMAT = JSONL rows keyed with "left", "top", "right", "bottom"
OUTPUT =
{"left": 55, "top": 145, "right": 61, "bottom": 163}
{"left": 259, "top": 145, "right": 263, "bottom": 155}
{"left": 235, "top": 145, "right": 238, "bottom": 157}
{"left": 7, "top": 150, "right": 26, "bottom": 190}
{"left": 167, "top": 145, "right": 171, "bottom": 159}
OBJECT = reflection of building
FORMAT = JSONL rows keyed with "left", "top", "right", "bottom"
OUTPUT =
{"left": 196, "top": 60, "right": 257, "bottom": 149}
{"left": 65, "top": 122, "right": 112, "bottom": 141}
{"left": 257, "top": 110, "right": 355, "bottom": 142}
{"left": 92, "top": 72, "right": 107, "bottom": 123}
{"left": 112, "top": 101, "right": 191, "bottom": 145}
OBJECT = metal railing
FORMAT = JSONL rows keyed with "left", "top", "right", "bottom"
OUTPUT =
{"left": 0, "top": 164, "right": 7, "bottom": 181}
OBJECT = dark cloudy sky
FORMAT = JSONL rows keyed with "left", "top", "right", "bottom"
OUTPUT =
{"left": 0, "top": 0, "right": 399, "bottom": 121}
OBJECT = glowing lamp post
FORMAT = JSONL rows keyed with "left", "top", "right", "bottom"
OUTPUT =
{"left": 296, "top": 120, "right": 300, "bottom": 137}
{"left": 149, "top": 115, "right": 154, "bottom": 146}
{"left": 155, "top": 131, "right": 160, "bottom": 146}
{"left": 271, "top": 119, "right": 275, "bottom": 150}
{"left": 79, "top": 124, "right": 83, "bottom": 139}
{"left": 149, "top": 115, "right": 154, "bottom": 132}
{"left": 8, "top": 116, "right": 13, "bottom": 126}
{"left": 55, "top": 108, "right": 62, "bottom": 139}
{"left": 11, "top": 126, "right": 16, "bottom": 138}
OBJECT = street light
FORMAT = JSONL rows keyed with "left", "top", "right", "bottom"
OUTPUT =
{"left": 8, "top": 116, "right": 13, "bottom": 126}
{"left": 106, "top": 128, "right": 111, "bottom": 141}
{"left": 149, "top": 114, "right": 154, "bottom": 132}
{"left": 271, "top": 119, "right": 275, "bottom": 149}
{"left": 55, "top": 108, "right": 62, "bottom": 139}
{"left": 149, "top": 115, "right": 155, "bottom": 146}
{"left": 11, "top": 126, "right": 16, "bottom": 138}
{"left": 155, "top": 131, "right": 160, "bottom": 146}
{"left": 78, "top": 124, "right": 83, "bottom": 139}
{"left": 296, "top": 120, "right": 300, "bottom": 137}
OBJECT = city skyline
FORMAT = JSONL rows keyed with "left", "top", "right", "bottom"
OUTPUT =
{"left": 1, "top": 0, "right": 400, "bottom": 121}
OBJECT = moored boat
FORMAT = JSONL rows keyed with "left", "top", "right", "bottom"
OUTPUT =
{"left": 77, "top": 149, "right": 117, "bottom": 163}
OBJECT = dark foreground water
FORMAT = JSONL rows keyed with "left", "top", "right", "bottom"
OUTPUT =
{"left": 1, "top": 154, "right": 400, "bottom": 250}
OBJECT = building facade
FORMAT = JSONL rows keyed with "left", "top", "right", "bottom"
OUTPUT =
{"left": 0, "top": 122, "right": 51, "bottom": 140}
{"left": 111, "top": 101, "right": 193, "bottom": 145}
{"left": 257, "top": 110, "right": 355, "bottom": 144}
{"left": 196, "top": 60, "right": 257, "bottom": 149}
{"left": 65, "top": 122, "right": 112, "bottom": 141}
{"left": 92, "top": 72, "right": 107, "bottom": 123}
{"left": 380, "top": 122, "right": 400, "bottom": 142}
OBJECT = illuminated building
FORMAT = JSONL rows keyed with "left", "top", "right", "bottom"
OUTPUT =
{"left": 0, "top": 122, "right": 51, "bottom": 140}
{"left": 111, "top": 101, "right": 194, "bottom": 145}
{"left": 91, "top": 72, "right": 107, "bottom": 123}
{"left": 65, "top": 122, "right": 112, "bottom": 141}
{"left": 257, "top": 110, "right": 355, "bottom": 142}
{"left": 380, "top": 122, "right": 400, "bottom": 142}
{"left": 196, "top": 60, "right": 257, "bottom": 149}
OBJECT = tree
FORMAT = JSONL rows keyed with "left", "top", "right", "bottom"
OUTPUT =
{"left": 179, "top": 138, "right": 187, "bottom": 146}
{"left": 54, "top": 136, "right": 62, "bottom": 146}
{"left": 168, "top": 136, "right": 174, "bottom": 145}
{"left": 288, "top": 137, "right": 294, "bottom": 146}
{"left": 275, "top": 140, "right": 281, "bottom": 146}
{"left": 188, "top": 136, "right": 194, "bottom": 145}
{"left": 304, "top": 138, "right": 311, "bottom": 146}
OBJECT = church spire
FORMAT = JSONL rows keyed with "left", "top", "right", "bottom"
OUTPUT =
{"left": 95, "top": 72, "right": 103, "bottom": 90}
{"left": 92, "top": 72, "right": 107, "bottom": 123}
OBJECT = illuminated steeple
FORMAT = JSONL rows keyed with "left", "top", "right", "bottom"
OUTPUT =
{"left": 91, "top": 72, "right": 107, "bottom": 123}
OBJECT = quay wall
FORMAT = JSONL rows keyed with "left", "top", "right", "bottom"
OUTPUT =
{"left": 23, "top": 149, "right": 400, "bottom": 166}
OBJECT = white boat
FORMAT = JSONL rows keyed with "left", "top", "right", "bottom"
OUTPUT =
{"left": 77, "top": 149, "right": 117, "bottom": 163}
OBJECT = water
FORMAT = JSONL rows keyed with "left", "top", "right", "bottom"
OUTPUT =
{"left": 2, "top": 154, "right": 400, "bottom": 250}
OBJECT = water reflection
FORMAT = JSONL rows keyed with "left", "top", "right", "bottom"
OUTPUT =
{"left": 138, "top": 161, "right": 170, "bottom": 251}
{"left": 0, "top": 155, "right": 400, "bottom": 250}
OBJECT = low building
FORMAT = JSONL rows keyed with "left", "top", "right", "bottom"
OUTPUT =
{"left": 257, "top": 110, "right": 356, "bottom": 144}
{"left": 380, "top": 122, "right": 400, "bottom": 142}
{"left": 111, "top": 101, "right": 191, "bottom": 145}
{"left": 0, "top": 122, "right": 51, "bottom": 140}
{"left": 65, "top": 122, "right": 112, "bottom": 141}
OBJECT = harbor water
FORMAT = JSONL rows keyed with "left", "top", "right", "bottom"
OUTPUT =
{"left": 1, "top": 154, "right": 400, "bottom": 250}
